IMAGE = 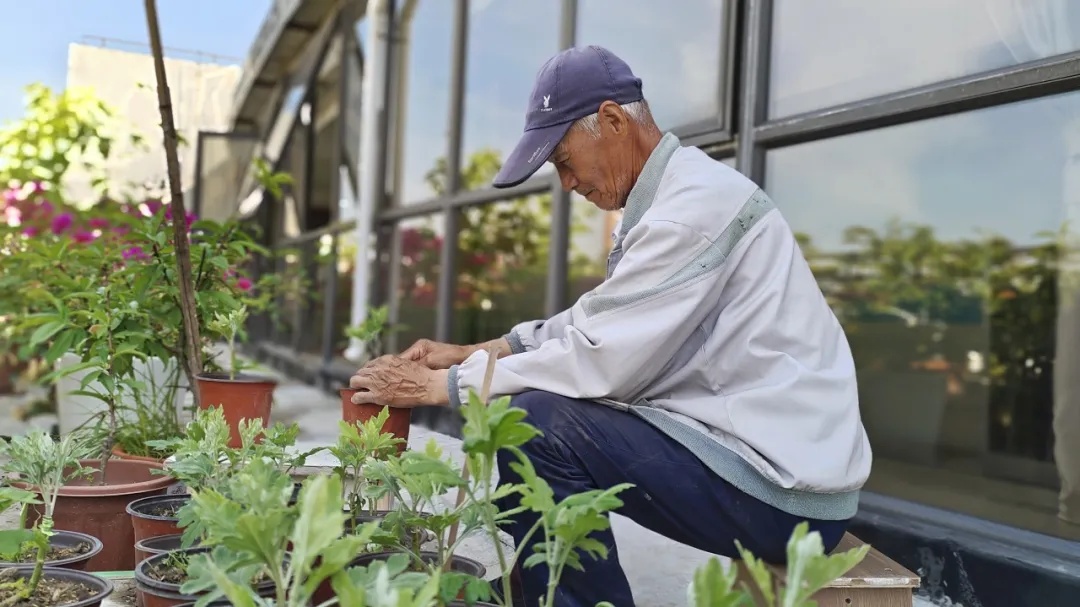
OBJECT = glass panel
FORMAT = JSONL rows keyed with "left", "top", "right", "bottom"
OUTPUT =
{"left": 394, "top": 0, "right": 454, "bottom": 205}
{"left": 577, "top": 0, "right": 726, "bottom": 129}
{"left": 451, "top": 197, "right": 549, "bottom": 345}
{"left": 460, "top": 0, "right": 560, "bottom": 190}
{"left": 764, "top": 91, "right": 1080, "bottom": 540}
{"left": 393, "top": 214, "right": 444, "bottom": 349}
{"left": 769, "top": 0, "right": 1080, "bottom": 118}
{"left": 568, "top": 192, "right": 617, "bottom": 304}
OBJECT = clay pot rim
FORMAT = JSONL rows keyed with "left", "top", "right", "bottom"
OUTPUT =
{"left": 11, "top": 459, "right": 176, "bottom": 498}
{"left": 111, "top": 444, "right": 166, "bottom": 464}
{"left": 126, "top": 494, "right": 191, "bottom": 521}
{"left": 0, "top": 529, "right": 103, "bottom": 569}
{"left": 1, "top": 565, "right": 114, "bottom": 607}
{"left": 196, "top": 372, "right": 279, "bottom": 386}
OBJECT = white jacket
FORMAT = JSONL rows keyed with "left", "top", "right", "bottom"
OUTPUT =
{"left": 448, "top": 133, "right": 872, "bottom": 521}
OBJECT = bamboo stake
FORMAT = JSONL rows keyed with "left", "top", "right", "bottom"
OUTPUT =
{"left": 144, "top": 0, "right": 203, "bottom": 406}
{"left": 445, "top": 345, "right": 500, "bottom": 549}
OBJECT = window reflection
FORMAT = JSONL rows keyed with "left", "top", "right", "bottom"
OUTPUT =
{"left": 765, "top": 90, "right": 1080, "bottom": 540}
{"left": 577, "top": 0, "right": 726, "bottom": 129}
{"left": 393, "top": 0, "right": 453, "bottom": 204}
{"left": 461, "top": 0, "right": 559, "bottom": 190}
{"left": 392, "top": 215, "right": 443, "bottom": 349}
{"left": 568, "top": 192, "right": 620, "bottom": 304}
{"left": 769, "top": 0, "right": 1080, "bottom": 117}
{"left": 452, "top": 197, "right": 549, "bottom": 345}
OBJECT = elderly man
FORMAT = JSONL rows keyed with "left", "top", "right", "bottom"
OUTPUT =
{"left": 350, "top": 45, "right": 871, "bottom": 606}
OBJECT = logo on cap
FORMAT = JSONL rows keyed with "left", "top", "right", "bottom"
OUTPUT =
{"left": 541, "top": 94, "right": 552, "bottom": 112}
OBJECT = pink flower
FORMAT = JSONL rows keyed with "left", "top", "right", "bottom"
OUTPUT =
{"left": 88, "top": 217, "right": 109, "bottom": 229}
{"left": 2, "top": 189, "right": 18, "bottom": 204}
{"left": 113, "top": 225, "right": 131, "bottom": 237}
{"left": 236, "top": 277, "right": 253, "bottom": 291}
{"left": 21, "top": 226, "right": 37, "bottom": 237}
{"left": 122, "top": 246, "right": 148, "bottom": 261}
{"left": 30, "top": 182, "right": 45, "bottom": 194}
{"left": 72, "top": 230, "right": 96, "bottom": 243}
{"left": 50, "top": 213, "right": 73, "bottom": 234}
{"left": 38, "top": 201, "right": 54, "bottom": 216}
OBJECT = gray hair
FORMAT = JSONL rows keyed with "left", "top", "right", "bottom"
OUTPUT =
{"left": 568, "top": 99, "right": 658, "bottom": 138}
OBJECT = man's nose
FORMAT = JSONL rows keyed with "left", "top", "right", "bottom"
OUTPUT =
{"left": 557, "top": 166, "right": 577, "bottom": 192}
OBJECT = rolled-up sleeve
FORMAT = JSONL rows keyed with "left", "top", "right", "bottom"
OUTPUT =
{"left": 447, "top": 216, "right": 748, "bottom": 407}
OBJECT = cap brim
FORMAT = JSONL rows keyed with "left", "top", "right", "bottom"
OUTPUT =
{"left": 492, "top": 122, "right": 573, "bottom": 189}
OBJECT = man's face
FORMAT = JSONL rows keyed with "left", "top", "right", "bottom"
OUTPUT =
{"left": 548, "top": 102, "right": 634, "bottom": 212}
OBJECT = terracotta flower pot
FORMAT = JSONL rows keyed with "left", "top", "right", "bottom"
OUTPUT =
{"left": 127, "top": 495, "right": 191, "bottom": 544}
{"left": 21, "top": 458, "right": 176, "bottom": 572}
{"left": 195, "top": 373, "right": 278, "bottom": 448}
{"left": 0, "top": 529, "right": 103, "bottom": 571}
{"left": 339, "top": 388, "right": 411, "bottom": 453}
{"left": 0, "top": 565, "right": 114, "bottom": 607}
{"left": 112, "top": 444, "right": 167, "bottom": 464}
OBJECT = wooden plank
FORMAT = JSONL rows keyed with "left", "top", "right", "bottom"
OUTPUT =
{"left": 734, "top": 533, "right": 920, "bottom": 607}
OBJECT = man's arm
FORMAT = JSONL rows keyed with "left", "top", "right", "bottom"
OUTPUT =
{"left": 447, "top": 211, "right": 776, "bottom": 406}
{"left": 503, "top": 308, "right": 576, "bottom": 354}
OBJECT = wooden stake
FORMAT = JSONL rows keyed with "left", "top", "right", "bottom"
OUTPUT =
{"left": 144, "top": 0, "right": 203, "bottom": 406}
{"left": 445, "top": 345, "right": 500, "bottom": 550}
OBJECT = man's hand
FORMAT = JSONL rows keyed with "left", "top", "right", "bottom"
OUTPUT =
{"left": 400, "top": 339, "right": 476, "bottom": 370}
{"left": 348, "top": 355, "right": 449, "bottom": 407}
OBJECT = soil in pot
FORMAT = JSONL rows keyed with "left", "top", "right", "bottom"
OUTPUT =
{"left": 340, "top": 388, "right": 411, "bottom": 454}
{"left": 127, "top": 495, "right": 190, "bottom": 543}
{"left": 135, "top": 548, "right": 277, "bottom": 607}
{"left": 0, "top": 529, "right": 102, "bottom": 571}
{"left": 21, "top": 458, "right": 176, "bottom": 572}
{"left": 0, "top": 565, "right": 114, "bottom": 607}
{"left": 196, "top": 373, "right": 277, "bottom": 448}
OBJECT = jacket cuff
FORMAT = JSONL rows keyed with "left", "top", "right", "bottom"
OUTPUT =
{"left": 504, "top": 330, "right": 527, "bottom": 355}
{"left": 447, "top": 364, "right": 463, "bottom": 409}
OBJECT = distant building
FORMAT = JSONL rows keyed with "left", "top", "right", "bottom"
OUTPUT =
{"left": 63, "top": 40, "right": 242, "bottom": 209}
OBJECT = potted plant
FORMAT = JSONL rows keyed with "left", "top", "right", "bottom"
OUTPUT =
{"left": 0, "top": 486, "right": 102, "bottom": 572}
{"left": 341, "top": 306, "right": 412, "bottom": 451}
{"left": 168, "top": 460, "right": 376, "bottom": 606}
{"left": 0, "top": 430, "right": 114, "bottom": 605}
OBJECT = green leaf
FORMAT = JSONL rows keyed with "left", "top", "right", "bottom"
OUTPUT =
{"left": 29, "top": 320, "right": 65, "bottom": 347}
{"left": 290, "top": 474, "right": 347, "bottom": 575}
{"left": 686, "top": 557, "right": 751, "bottom": 607}
{"left": 0, "top": 529, "right": 36, "bottom": 557}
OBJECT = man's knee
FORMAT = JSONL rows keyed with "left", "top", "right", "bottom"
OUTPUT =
{"left": 508, "top": 390, "right": 583, "bottom": 434}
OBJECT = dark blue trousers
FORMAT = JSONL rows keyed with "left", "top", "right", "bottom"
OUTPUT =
{"left": 493, "top": 390, "right": 850, "bottom": 607}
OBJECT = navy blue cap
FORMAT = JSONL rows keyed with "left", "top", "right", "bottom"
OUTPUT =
{"left": 492, "top": 45, "right": 644, "bottom": 189}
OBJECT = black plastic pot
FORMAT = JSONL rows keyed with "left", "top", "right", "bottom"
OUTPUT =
{"left": 350, "top": 550, "right": 487, "bottom": 577}
{"left": 134, "top": 547, "right": 278, "bottom": 607}
{"left": 135, "top": 533, "right": 201, "bottom": 566}
{"left": 126, "top": 494, "right": 191, "bottom": 544}
{"left": 0, "top": 529, "right": 103, "bottom": 571}
{"left": 0, "top": 565, "right": 114, "bottom": 606}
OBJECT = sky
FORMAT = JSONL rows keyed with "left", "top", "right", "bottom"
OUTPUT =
{"left": 0, "top": 0, "right": 272, "bottom": 127}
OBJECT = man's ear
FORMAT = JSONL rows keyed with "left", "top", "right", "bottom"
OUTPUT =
{"left": 597, "top": 100, "right": 628, "bottom": 136}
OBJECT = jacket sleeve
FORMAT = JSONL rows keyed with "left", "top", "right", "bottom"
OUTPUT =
{"left": 502, "top": 309, "right": 575, "bottom": 354}
{"left": 447, "top": 214, "right": 765, "bottom": 407}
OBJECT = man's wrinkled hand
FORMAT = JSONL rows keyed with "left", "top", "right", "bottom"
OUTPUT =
{"left": 348, "top": 355, "right": 448, "bottom": 407}
{"left": 399, "top": 339, "right": 474, "bottom": 370}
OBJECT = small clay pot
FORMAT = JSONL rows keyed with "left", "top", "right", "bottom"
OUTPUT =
{"left": 127, "top": 495, "right": 191, "bottom": 543}
{"left": 0, "top": 565, "right": 114, "bottom": 606}
{"left": 20, "top": 458, "right": 177, "bottom": 572}
{"left": 339, "top": 388, "right": 411, "bottom": 453}
{"left": 0, "top": 529, "right": 102, "bottom": 571}
{"left": 196, "top": 373, "right": 278, "bottom": 448}
{"left": 135, "top": 547, "right": 278, "bottom": 607}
